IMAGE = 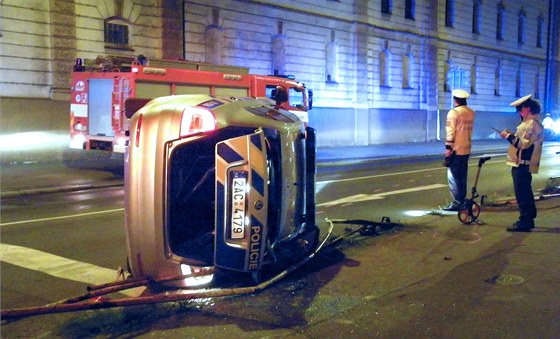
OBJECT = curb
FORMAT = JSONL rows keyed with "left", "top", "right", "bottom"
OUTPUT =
{"left": 1, "top": 181, "right": 124, "bottom": 199}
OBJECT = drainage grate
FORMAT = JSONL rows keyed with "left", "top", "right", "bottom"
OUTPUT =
{"left": 487, "top": 274, "right": 525, "bottom": 285}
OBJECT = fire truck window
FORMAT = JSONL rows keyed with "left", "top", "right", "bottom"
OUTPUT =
{"left": 289, "top": 88, "right": 304, "bottom": 109}
{"left": 176, "top": 85, "right": 211, "bottom": 95}
{"left": 266, "top": 85, "right": 276, "bottom": 99}
{"left": 136, "top": 83, "right": 171, "bottom": 98}
{"left": 214, "top": 87, "right": 248, "bottom": 97}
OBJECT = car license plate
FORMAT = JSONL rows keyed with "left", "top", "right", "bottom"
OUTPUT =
{"left": 230, "top": 171, "right": 247, "bottom": 239}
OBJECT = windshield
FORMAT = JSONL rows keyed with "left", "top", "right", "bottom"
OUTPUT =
{"left": 289, "top": 87, "right": 305, "bottom": 110}
{"left": 265, "top": 84, "right": 307, "bottom": 111}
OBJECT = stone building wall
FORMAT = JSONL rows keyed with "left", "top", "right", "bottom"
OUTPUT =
{"left": 181, "top": 0, "right": 558, "bottom": 145}
{"left": 1, "top": 0, "right": 558, "bottom": 147}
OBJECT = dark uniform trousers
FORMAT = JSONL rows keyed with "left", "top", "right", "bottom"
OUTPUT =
{"left": 512, "top": 165, "right": 537, "bottom": 224}
{"left": 448, "top": 154, "right": 470, "bottom": 206}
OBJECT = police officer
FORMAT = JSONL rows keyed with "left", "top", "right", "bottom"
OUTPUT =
{"left": 499, "top": 94, "right": 544, "bottom": 232}
{"left": 443, "top": 89, "right": 475, "bottom": 211}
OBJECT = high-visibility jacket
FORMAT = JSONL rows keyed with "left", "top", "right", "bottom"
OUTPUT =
{"left": 445, "top": 105, "right": 475, "bottom": 155}
{"left": 505, "top": 116, "right": 544, "bottom": 173}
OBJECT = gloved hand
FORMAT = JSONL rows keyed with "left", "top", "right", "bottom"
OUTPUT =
{"left": 499, "top": 129, "right": 511, "bottom": 139}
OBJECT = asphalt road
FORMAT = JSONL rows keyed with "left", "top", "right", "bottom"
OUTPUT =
{"left": 1, "top": 154, "right": 559, "bottom": 338}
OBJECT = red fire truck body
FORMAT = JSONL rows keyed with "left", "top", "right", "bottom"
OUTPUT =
{"left": 70, "top": 59, "right": 311, "bottom": 153}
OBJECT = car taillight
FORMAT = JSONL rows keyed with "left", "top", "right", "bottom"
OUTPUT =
{"left": 180, "top": 107, "right": 216, "bottom": 137}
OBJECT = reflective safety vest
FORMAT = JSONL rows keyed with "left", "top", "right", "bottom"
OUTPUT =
{"left": 445, "top": 105, "right": 475, "bottom": 155}
{"left": 505, "top": 116, "right": 544, "bottom": 174}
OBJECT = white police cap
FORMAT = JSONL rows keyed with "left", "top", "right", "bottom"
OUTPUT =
{"left": 452, "top": 89, "right": 470, "bottom": 99}
{"left": 509, "top": 94, "right": 533, "bottom": 107}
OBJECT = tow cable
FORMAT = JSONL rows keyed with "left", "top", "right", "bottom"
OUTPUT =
{"left": 1, "top": 217, "right": 401, "bottom": 320}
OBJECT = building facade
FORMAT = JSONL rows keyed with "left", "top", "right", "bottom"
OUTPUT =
{"left": 1, "top": 0, "right": 559, "bottom": 147}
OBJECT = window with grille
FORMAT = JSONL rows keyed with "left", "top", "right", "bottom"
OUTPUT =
{"left": 105, "top": 22, "right": 129, "bottom": 45}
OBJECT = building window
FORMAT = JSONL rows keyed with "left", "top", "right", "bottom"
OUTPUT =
{"left": 470, "top": 57, "right": 478, "bottom": 94}
{"left": 445, "top": 0, "right": 455, "bottom": 28}
{"left": 381, "top": 0, "right": 392, "bottom": 15}
{"left": 104, "top": 20, "right": 129, "bottom": 46}
{"left": 405, "top": 0, "right": 415, "bottom": 20}
{"left": 402, "top": 46, "right": 414, "bottom": 89}
{"left": 518, "top": 8, "right": 526, "bottom": 45}
{"left": 496, "top": 2, "right": 505, "bottom": 40}
{"left": 472, "top": 0, "right": 482, "bottom": 34}
{"left": 271, "top": 21, "right": 286, "bottom": 76}
{"left": 534, "top": 71, "right": 540, "bottom": 99}
{"left": 379, "top": 42, "right": 392, "bottom": 87}
{"left": 494, "top": 61, "right": 501, "bottom": 96}
{"left": 515, "top": 67, "right": 521, "bottom": 97}
{"left": 537, "top": 14, "right": 544, "bottom": 48}
{"left": 325, "top": 30, "right": 339, "bottom": 83}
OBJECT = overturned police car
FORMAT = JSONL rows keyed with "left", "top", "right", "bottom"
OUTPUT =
{"left": 124, "top": 94, "right": 318, "bottom": 288}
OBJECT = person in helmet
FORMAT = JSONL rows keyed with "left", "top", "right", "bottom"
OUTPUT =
{"left": 442, "top": 89, "right": 475, "bottom": 211}
{"left": 499, "top": 94, "right": 544, "bottom": 232}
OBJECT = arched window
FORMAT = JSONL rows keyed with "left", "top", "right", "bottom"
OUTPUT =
{"left": 534, "top": 71, "right": 540, "bottom": 99}
{"left": 515, "top": 67, "right": 522, "bottom": 97}
{"left": 271, "top": 21, "right": 286, "bottom": 75}
{"left": 444, "top": 51, "right": 452, "bottom": 92}
{"left": 496, "top": 2, "right": 505, "bottom": 40}
{"left": 470, "top": 57, "right": 478, "bottom": 94}
{"left": 104, "top": 17, "right": 131, "bottom": 49}
{"left": 402, "top": 47, "right": 414, "bottom": 89}
{"left": 445, "top": 0, "right": 455, "bottom": 28}
{"left": 205, "top": 8, "right": 224, "bottom": 64}
{"left": 325, "top": 30, "right": 339, "bottom": 83}
{"left": 444, "top": 62, "right": 451, "bottom": 92}
{"left": 472, "top": 0, "right": 482, "bottom": 34}
{"left": 518, "top": 8, "right": 526, "bottom": 45}
{"left": 494, "top": 61, "right": 502, "bottom": 96}
{"left": 379, "top": 42, "right": 392, "bottom": 87}
{"left": 537, "top": 14, "right": 544, "bottom": 48}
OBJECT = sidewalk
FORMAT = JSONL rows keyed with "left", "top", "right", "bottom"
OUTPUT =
{"left": 1, "top": 140, "right": 559, "bottom": 198}
{"left": 316, "top": 139, "right": 511, "bottom": 165}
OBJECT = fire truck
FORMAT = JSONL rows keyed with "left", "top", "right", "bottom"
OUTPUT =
{"left": 69, "top": 55, "right": 312, "bottom": 153}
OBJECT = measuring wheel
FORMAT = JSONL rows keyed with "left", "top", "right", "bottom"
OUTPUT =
{"left": 458, "top": 200, "right": 481, "bottom": 224}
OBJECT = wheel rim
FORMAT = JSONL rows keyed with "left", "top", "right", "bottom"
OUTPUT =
{"left": 458, "top": 202, "right": 481, "bottom": 224}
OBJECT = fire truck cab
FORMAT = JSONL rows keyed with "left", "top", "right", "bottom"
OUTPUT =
{"left": 69, "top": 56, "right": 312, "bottom": 153}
